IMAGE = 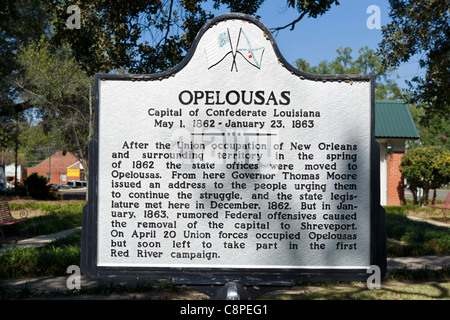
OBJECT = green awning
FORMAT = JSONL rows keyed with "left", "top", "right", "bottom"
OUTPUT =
{"left": 375, "top": 100, "right": 420, "bottom": 139}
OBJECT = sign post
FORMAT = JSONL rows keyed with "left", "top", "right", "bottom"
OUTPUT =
{"left": 82, "top": 13, "right": 386, "bottom": 294}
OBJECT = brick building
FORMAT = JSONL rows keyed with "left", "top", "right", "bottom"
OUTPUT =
{"left": 27, "top": 151, "right": 85, "bottom": 185}
{"left": 375, "top": 100, "right": 420, "bottom": 206}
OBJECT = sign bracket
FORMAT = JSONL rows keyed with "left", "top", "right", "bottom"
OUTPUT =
{"left": 184, "top": 282, "right": 293, "bottom": 300}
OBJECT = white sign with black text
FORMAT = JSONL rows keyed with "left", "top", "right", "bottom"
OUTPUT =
{"left": 93, "top": 16, "right": 376, "bottom": 272}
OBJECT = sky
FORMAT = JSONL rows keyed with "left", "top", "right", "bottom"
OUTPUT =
{"left": 208, "top": 0, "right": 424, "bottom": 89}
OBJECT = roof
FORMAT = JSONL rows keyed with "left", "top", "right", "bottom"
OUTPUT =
{"left": 31, "top": 151, "right": 81, "bottom": 169}
{"left": 375, "top": 100, "right": 420, "bottom": 139}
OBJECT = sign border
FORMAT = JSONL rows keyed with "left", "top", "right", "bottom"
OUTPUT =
{"left": 81, "top": 13, "right": 386, "bottom": 285}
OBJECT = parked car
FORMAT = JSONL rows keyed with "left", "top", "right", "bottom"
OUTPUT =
{"left": 49, "top": 184, "right": 72, "bottom": 199}
{"left": 49, "top": 184, "right": 71, "bottom": 190}
{"left": 67, "top": 180, "right": 87, "bottom": 188}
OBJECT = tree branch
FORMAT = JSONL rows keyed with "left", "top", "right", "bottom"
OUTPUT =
{"left": 157, "top": 0, "right": 174, "bottom": 47}
{"left": 164, "top": 0, "right": 174, "bottom": 42}
{"left": 270, "top": 11, "right": 307, "bottom": 35}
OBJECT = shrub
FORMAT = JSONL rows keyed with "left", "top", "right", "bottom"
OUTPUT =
{"left": 400, "top": 146, "right": 450, "bottom": 205}
{"left": 24, "top": 173, "right": 50, "bottom": 200}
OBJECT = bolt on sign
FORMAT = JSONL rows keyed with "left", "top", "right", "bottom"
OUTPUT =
{"left": 82, "top": 13, "right": 386, "bottom": 285}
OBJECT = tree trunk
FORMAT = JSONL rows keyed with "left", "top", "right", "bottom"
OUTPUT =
{"left": 431, "top": 188, "right": 437, "bottom": 205}
{"left": 421, "top": 187, "right": 429, "bottom": 206}
{"left": 411, "top": 188, "right": 418, "bottom": 205}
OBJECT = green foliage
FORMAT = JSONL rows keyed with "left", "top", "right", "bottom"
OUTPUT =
{"left": 0, "top": 0, "right": 48, "bottom": 98}
{"left": 408, "top": 105, "right": 449, "bottom": 148}
{"left": 0, "top": 0, "right": 49, "bottom": 153}
{"left": 213, "top": 0, "right": 265, "bottom": 16}
{"left": 295, "top": 46, "right": 403, "bottom": 100}
{"left": 18, "top": 122, "right": 66, "bottom": 166}
{"left": 400, "top": 146, "right": 450, "bottom": 204}
{"left": 29, "top": 209, "right": 82, "bottom": 236}
{"left": 378, "top": 0, "right": 449, "bottom": 125}
{"left": 4, "top": 1, "right": 340, "bottom": 174}
{"left": 14, "top": 37, "right": 93, "bottom": 174}
{"left": 0, "top": 240, "right": 81, "bottom": 279}
{"left": 9, "top": 201, "right": 82, "bottom": 214}
{"left": 47, "top": 0, "right": 212, "bottom": 74}
{"left": 0, "top": 203, "right": 83, "bottom": 279}
{"left": 1, "top": 202, "right": 83, "bottom": 238}
{"left": 385, "top": 209, "right": 450, "bottom": 257}
{"left": 24, "top": 173, "right": 50, "bottom": 200}
{"left": 47, "top": 0, "right": 339, "bottom": 75}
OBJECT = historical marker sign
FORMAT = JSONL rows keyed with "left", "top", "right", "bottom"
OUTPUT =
{"left": 82, "top": 13, "right": 386, "bottom": 284}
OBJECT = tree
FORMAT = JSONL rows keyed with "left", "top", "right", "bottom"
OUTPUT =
{"left": 0, "top": 0, "right": 48, "bottom": 101}
{"left": 295, "top": 46, "right": 403, "bottom": 100}
{"left": 0, "top": 0, "right": 49, "bottom": 167}
{"left": 18, "top": 121, "right": 66, "bottom": 167}
{"left": 4, "top": 0, "right": 341, "bottom": 196}
{"left": 13, "top": 38, "right": 94, "bottom": 186}
{"left": 378, "top": 0, "right": 449, "bottom": 126}
{"left": 46, "top": 0, "right": 340, "bottom": 75}
{"left": 409, "top": 104, "right": 450, "bottom": 148}
{"left": 400, "top": 146, "right": 450, "bottom": 205}
{"left": 16, "top": 1, "right": 339, "bottom": 157}
{"left": 270, "top": 0, "right": 340, "bottom": 34}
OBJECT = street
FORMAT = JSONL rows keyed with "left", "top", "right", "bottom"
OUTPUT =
{"left": 404, "top": 188, "right": 448, "bottom": 201}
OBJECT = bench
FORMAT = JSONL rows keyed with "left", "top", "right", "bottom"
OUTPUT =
{"left": 429, "top": 192, "right": 450, "bottom": 222}
{"left": 0, "top": 200, "right": 29, "bottom": 239}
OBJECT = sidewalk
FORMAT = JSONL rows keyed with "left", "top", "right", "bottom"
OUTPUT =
{"left": 387, "top": 254, "right": 450, "bottom": 272}
{"left": 0, "top": 227, "right": 82, "bottom": 253}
